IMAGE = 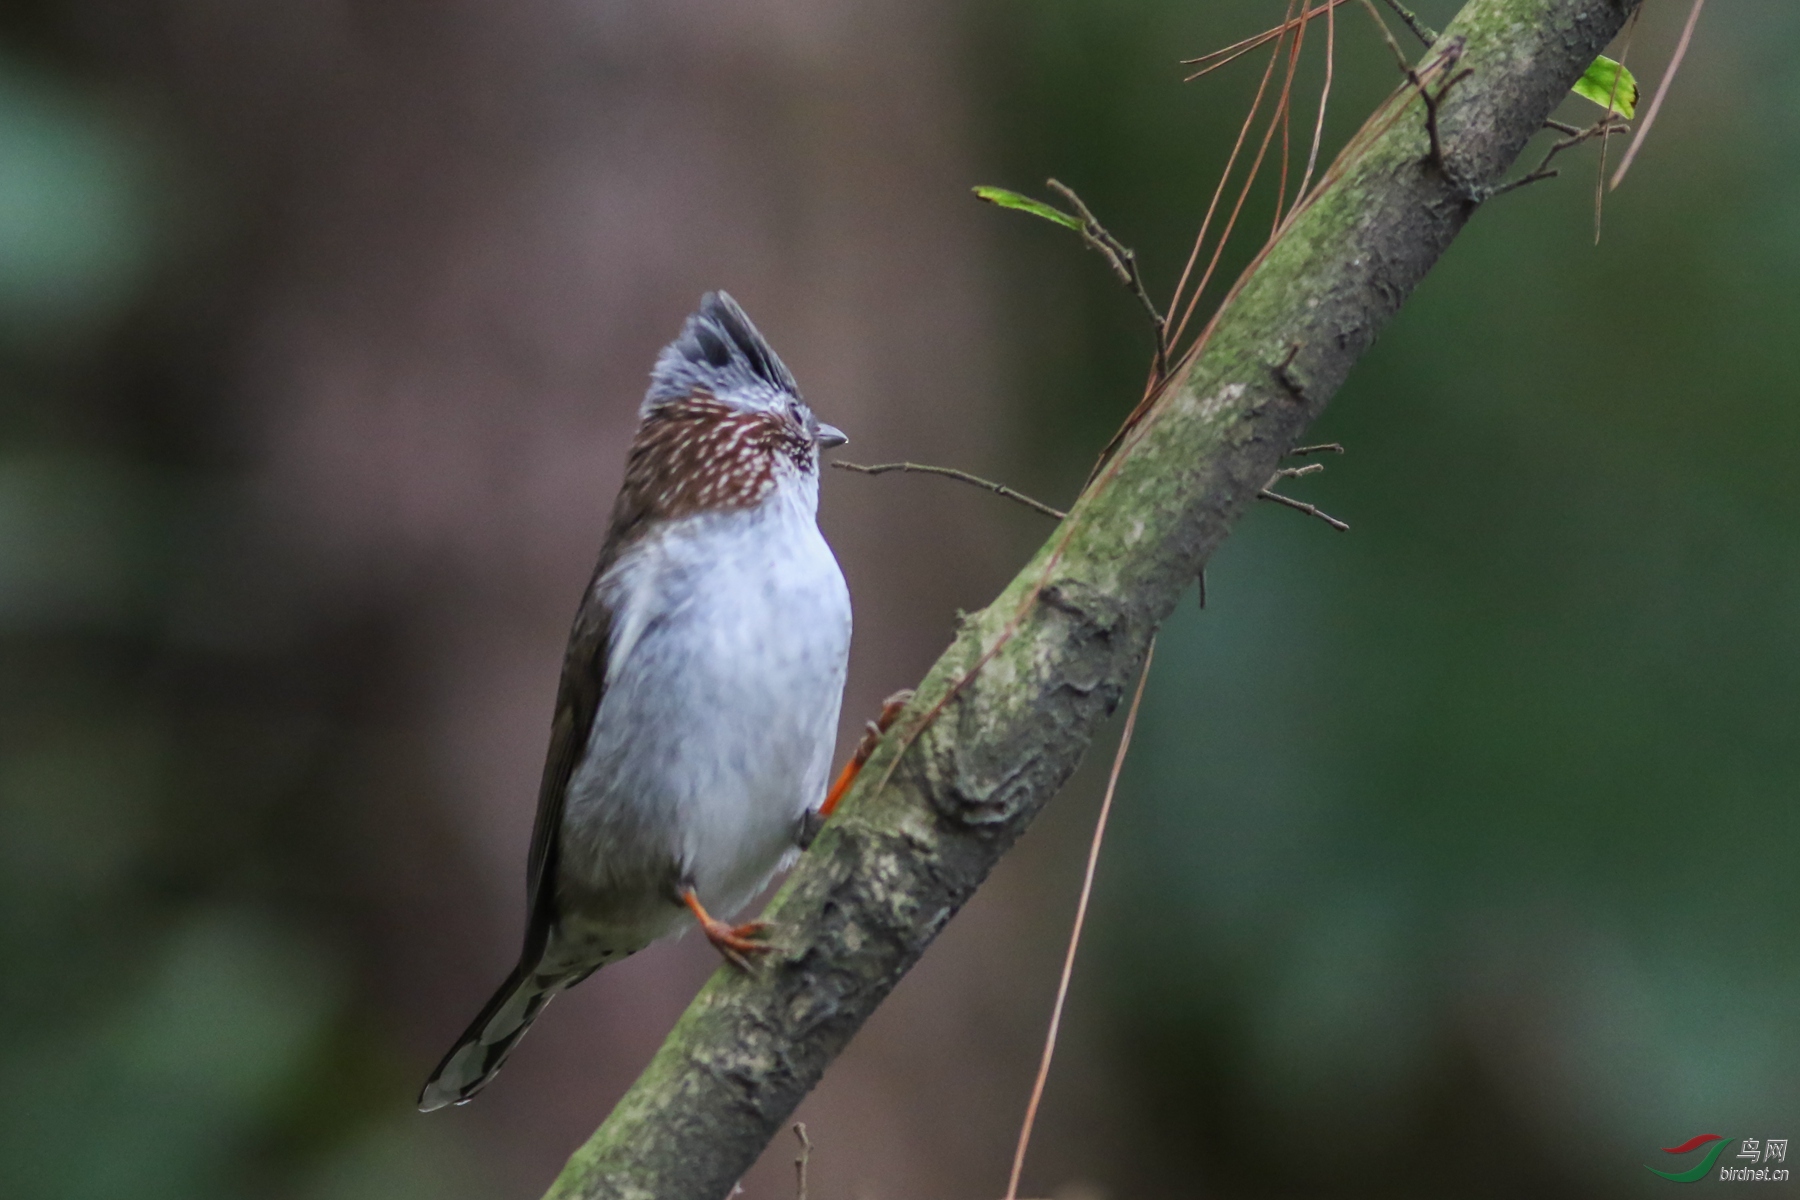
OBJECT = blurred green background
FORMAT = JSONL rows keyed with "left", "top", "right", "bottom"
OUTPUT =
{"left": 2, "top": 0, "right": 1793, "bottom": 1197}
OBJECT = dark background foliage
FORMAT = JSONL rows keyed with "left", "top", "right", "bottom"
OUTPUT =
{"left": 1, "top": 1, "right": 1792, "bottom": 1197}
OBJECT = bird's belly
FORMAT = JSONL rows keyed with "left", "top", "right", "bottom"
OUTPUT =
{"left": 558, "top": 506, "right": 850, "bottom": 927}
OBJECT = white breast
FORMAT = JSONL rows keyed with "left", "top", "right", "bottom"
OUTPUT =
{"left": 559, "top": 480, "right": 851, "bottom": 940}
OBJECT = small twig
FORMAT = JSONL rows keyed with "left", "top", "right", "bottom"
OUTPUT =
{"left": 1379, "top": 0, "right": 1438, "bottom": 46}
{"left": 1486, "top": 114, "right": 1631, "bottom": 198}
{"left": 1004, "top": 638, "right": 1156, "bottom": 1200}
{"left": 1358, "top": 3, "right": 1469, "bottom": 188}
{"left": 1046, "top": 179, "right": 1170, "bottom": 383}
{"left": 1258, "top": 486, "right": 1350, "bottom": 531}
{"left": 792, "top": 1124, "right": 810, "bottom": 1200}
{"left": 831, "top": 460, "right": 1066, "bottom": 521}
{"left": 1258, "top": 452, "right": 1348, "bottom": 531}
{"left": 1611, "top": 0, "right": 1706, "bottom": 190}
{"left": 1273, "top": 341, "right": 1306, "bottom": 398}
{"left": 1360, "top": 0, "right": 1416, "bottom": 73}
{"left": 1422, "top": 58, "right": 1476, "bottom": 184}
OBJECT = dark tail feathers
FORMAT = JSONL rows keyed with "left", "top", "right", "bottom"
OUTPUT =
{"left": 418, "top": 963, "right": 566, "bottom": 1111}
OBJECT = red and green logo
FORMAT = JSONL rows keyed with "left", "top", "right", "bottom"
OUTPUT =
{"left": 1650, "top": 1134, "right": 1791, "bottom": 1182}
{"left": 1647, "top": 1134, "right": 1733, "bottom": 1182}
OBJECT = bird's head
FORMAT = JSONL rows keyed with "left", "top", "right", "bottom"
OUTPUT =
{"left": 620, "top": 292, "right": 846, "bottom": 525}
{"left": 644, "top": 291, "right": 845, "bottom": 452}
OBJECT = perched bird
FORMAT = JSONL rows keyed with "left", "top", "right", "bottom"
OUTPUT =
{"left": 418, "top": 292, "right": 852, "bottom": 1111}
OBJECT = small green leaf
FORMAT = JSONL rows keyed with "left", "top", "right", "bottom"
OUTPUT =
{"left": 972, "top": 186, "right": 1082, "bottom": 232}
{"left": 1572, "top": 55, "right": 1638, "bottom": 119}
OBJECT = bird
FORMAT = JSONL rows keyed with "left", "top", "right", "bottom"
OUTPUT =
{"left": 418, "top": 291, "right": 852, "bottom": 1112}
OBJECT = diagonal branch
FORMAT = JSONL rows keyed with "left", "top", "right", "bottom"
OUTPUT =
{"left": 540, "top": 1, "right": 1645, "bottom": 1196}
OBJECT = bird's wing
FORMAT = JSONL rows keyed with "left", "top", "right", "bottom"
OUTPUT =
{"left": 518, "top": 570, "right": 610, "bottom": 960}
{"left": 519, "top": 485, "right": 654, "bottom": 959}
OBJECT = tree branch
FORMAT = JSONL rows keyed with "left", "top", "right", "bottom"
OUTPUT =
{"left": 542, "top": 1, "right": 1642, "bottom": 1195}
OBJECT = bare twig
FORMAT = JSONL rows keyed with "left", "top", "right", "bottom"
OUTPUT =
{"left": 830, "top": 460, "right": 1066, "bottom": 521}
{"left": 1003, "top": 639, "right": 1156, "bottom": 1200}
{"left": 1258, "top": 493, "right": 1350, "bottom": 531}
{"left": 1259, "top": 456, "right": 1348, "bottom": 530}
{"left": 1380, "top": 0, "right": 1439, "bottom": 46}
{"left": 1046, "top": 180, "right": 1170, "bottom": 382}
{"left": 1359, "top": 3, "right": 1472, "bottom": 190}
{"left": 792, "top": 1124, "right": 810, "bottom": 1200}
{"left": 1273, "top": 341, "right": 1307, "bottom": 398}
{"left": 1260, "top": 460, "right": 1346, "bottom": 528}
{"left": 1486, "top": 114, "right": 1631, "bottom": 198}
{"left": 1288, "top": 442, "right": 1345, "bottom": 456}
{"left": 1360, "top": 0, "right": 1416, "bottom": 72}
{"left": 1257, "top": 485, "right": 1350, "bottom": 531}
{"left": 1611, "top": 0, "right": 1706, "bottom": 190}
{"left": 1422, "top": 55, "right": 1476, "bottom": 184}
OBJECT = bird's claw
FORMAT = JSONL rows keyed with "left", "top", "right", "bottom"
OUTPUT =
{"left": 813, "top": 689, "right": 918, "bottom": 827}
{"left": 700, "top": 918, "right": 772, "bottom": 970}
{"left": 682, "top": 888, "right": 771, "bottom": 969}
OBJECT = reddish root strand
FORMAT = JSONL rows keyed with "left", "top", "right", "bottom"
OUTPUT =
{"left": 1610, "top": 0, "right": 1705, "bottom": 189}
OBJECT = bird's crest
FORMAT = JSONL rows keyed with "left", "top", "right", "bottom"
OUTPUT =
{"left": 645, "top": 291, "right": 798, "bottom": 414}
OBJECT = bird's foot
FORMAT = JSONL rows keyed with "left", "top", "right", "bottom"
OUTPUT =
{"left": 814, "top": 689, "right": 915, "bottom": 825}
{"left": 682, "top": 889, "right": 772, "bottom": 970}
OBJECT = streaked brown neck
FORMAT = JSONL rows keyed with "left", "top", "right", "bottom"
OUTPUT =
{"left": 610, "top": 394, "right": 809, "bottom": 539}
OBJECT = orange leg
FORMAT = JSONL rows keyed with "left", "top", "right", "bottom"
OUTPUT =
{"left": 682, "top": 888, "right": 771, "bottom": 970}
{"left": 819, "top": 690, "right": 914, "bottom": 819}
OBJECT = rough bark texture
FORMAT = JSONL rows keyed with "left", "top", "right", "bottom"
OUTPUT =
{"left": 544, "top": 1, "right": 1639, "bottom": 1196}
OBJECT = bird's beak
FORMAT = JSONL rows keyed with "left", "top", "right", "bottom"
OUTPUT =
{"left": 816, "top": 423, "right": 848, "bottom": 450}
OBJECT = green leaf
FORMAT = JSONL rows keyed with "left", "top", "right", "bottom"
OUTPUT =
{"left": 1572, "top": 55, "right": 1638, "bottom": 119}
{"left": 972, "top": 185, "right": 1082, "bottom": 232}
